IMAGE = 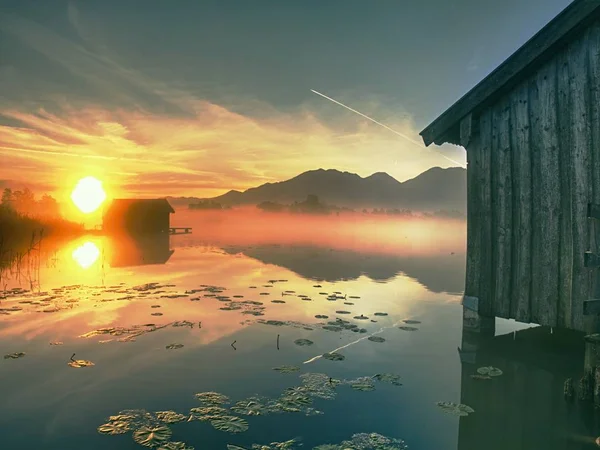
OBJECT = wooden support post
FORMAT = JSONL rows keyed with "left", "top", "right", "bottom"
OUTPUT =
{"left": 584, "top": 251, "right": 600, "bottom": 268}
{"left": 588, "top": 203, "right": 600, "bottom": 219}
{"left": 582, "top": 334, "right": 600, "bottom": 403}
{"left": 459, "top": 304, "right": 495, "bottom": 365}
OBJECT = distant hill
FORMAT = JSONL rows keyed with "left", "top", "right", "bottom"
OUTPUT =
{"left": 168, "top": 166, "right": 466, "bottom": 212}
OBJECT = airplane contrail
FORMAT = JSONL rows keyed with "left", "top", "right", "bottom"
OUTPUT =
{"left": 310, "top": 89, "right": 466, "bottom": 168}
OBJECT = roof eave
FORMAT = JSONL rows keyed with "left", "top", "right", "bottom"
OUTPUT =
{"left": 419, "top": 0, "right": 600, "bottom": 147}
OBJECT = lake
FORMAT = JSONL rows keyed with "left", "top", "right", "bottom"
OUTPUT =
{"left": 0, "top": 212, "right": 597, "bottom": 449}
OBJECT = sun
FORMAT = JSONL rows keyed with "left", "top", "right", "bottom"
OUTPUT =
{"left": 71, "top": 176, "right": 107, "bottom": 214}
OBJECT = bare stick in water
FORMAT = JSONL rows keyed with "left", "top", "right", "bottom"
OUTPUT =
{"left": 277, "top": 334, "right": 280, "bottom": 350}
{"left": 231, "top": 340, "right": 236, "bottom": 350}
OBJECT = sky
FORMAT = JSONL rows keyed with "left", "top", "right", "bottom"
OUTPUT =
{"left": 0, "top": 0, "right": 573, "bottom": 199}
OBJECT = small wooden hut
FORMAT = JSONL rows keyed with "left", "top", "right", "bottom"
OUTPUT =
{"left": 102, "top": 198, "right": 174, "bottom": 235}
{"left": 420, "top": 0, "right": 600, "bottom": 333}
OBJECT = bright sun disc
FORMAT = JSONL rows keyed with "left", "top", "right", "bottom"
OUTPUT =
{"left": 71, "top": 176, "right": 106, "bottom": 213}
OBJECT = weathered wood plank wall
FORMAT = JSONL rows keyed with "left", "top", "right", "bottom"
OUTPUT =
{"left": 467, "top": 21, "right": 600, "bottom": 332}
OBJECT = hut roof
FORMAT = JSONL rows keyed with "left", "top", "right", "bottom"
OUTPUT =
{"left": 420, "top": 0, "right": 600, "bottom": 147}
{"left": 103, "top": 198, "right": 175, "bottom": 216}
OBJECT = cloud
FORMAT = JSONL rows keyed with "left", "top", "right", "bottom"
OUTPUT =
{"left": 0, "top": 6, "right": 466, "bottom": 199}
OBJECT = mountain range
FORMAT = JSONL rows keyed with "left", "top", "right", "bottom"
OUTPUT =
{"left": 168, "top": 166, "right": 466, "bottom": 212}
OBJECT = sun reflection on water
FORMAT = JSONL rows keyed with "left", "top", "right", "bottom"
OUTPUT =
{"left": 71, "top": 241, "right": 101, "bottom": 269}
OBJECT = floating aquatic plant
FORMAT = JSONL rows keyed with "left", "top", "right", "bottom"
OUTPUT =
{"left": 354, "top": 314, "right": 369, "bottom": 320}
{"left": 322, "top": 352, "right": 345, "bottom": 361}
{"left": 97, "top": 421, "right": 131, "bottom": 435}
{"left": 230, "top": 396, "right": 271, "bottom": 416}
{"left": 372, "top": 373, "right": 402, "bottom": 386}
{"left": 314, "top": 432, "right": 407, "bottom": 450}
{"left": 194, "top": 391, "right": 230, "bottom": 406}
{"left": 210, "top": 415, "right": 249, "bottom": 433}
{"left": 165, "top": 344, "right": 184, "bottom": 350}
{"left": 398, "top": 326, "right": 418, "bottom": 331}
{"left": 335, "top": 310, "right": 351, "bottom": 314}
{"left": 189, "top": 406, "right": 228, "bottom": 421}
{"left": 367, "top": 336, "right": 385, "bottom": 343}
{"left": 155, "top": 411, "right": 187, "bottom": 424}
{"left": 49, "top": 341, "right": 63, "bottom": 345}
{"left": 471, "top": 374, "right": 491, "bottom": 380}
{"left": 373, "top": 312, "right": 388, "bottom": 316}
{"left": 132, "top": 425, "right": 172, "bottom": 447}
{"left": 4, "top": 352, "right": 25, "bottom": 359}
{"left": 271, "top": 300, "right": 286, "bottom": 304}
{"left": 273, "top": 365, "right": 300, "bottom": 373}
{"left": 157, "top": 441, "right": 194, "bottom": 449}
{"left": 476, "top": 366, "right": 503, "bottom": 377}
{"left": 348, "top": 377, "right": 376, "bottom": 391}
{"left": 315, "top": 315, "right": 328, "bottom": 319}
{"left": 436, "top": 401, "right": 474, "bottom": 417}
{"left": 402, "top": 319, "right": 421, "bottom": 324}
{"left": 68, "top": 359, "right": 95, "bottom": 368}
{"left": 293, "top": 339, "right": 313, "bottom": 346}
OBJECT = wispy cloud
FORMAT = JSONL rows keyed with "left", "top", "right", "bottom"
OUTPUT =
{"left": 0, "top": 5, "right": 466, "bottom": 199}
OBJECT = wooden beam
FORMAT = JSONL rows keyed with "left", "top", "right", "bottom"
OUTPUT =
{"left": 588, "top": 203, "right": 600, "bottom": 219}
{"left": 419, "top": 0, "right": 600, "bottom": 147}
{"left": 585, "top": 251, "right": 600, "bottom": 268}
{"left": 459, "top": 113, "right": 473, "bottom": 148}
{"left": 584, "top": 299, "right": 600, "bottom": 315}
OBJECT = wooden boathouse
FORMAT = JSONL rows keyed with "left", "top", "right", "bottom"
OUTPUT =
{"left": 103, "top": 198, "right": 174, "bottom": 235}
{"left": 420, "top": 0, "right": 600, "bottom": 333}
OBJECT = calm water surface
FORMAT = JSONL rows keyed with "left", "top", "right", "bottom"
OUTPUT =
{"left": 0, "top": 214, "right": 597, "bottom": 449}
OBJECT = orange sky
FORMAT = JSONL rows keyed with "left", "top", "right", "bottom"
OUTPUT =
{"left": 0, "top": 101, "right": 466, "bottom": 202}
{"left": 0, "top": 5, "right": 467, "bottom": 202}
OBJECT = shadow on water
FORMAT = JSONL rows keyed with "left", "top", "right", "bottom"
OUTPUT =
{"left": 458, "top": 314, "right": 600, "bottom": 449}
{"left": 105, "top": 232, "right": 174, "bottom": 268}
{"left": 221, "top": 244, "right": 465, "bottom": 294}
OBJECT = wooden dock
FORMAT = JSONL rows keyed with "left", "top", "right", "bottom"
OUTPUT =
{"left": 169, "top": 227, "right": 192, "bottom": 235}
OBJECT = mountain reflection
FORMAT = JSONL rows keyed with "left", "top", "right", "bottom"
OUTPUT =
{"left": 220, "top": 244, "right": 466, "bottom": 294}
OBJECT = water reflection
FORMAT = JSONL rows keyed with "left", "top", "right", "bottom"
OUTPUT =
{"left": 105, "top": 233, "right": 174, "bottom": 267}
{"left": 221, "top": 244, "right": 465, "bottom": 294}
{"left": 71, "top": 241, "right": 101, "bottom": 269}
{"left": 458, "top": 311, "right": 599, "bottom": 449}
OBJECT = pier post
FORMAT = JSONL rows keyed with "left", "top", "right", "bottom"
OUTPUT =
{"left": 459, "top": 296, "right": 495, "bottom": 365}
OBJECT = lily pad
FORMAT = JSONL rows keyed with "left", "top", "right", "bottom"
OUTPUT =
{"left": 367, "top": 336, "right": 385, "bottom": 343}
{"left": 155, "top": 411, "right": 187, "bottom": 424}
{"left": 68, "top": 359, "right": 95, "bottom": 368}
{"left": 353, "top": 315, "right": 369, "bottom": 320}
{"left": 349, "top": 377, "right": 376, "bottom": 391}
{"left": 373, "top": 373, "right": 402, "bottom": 386}
{"left": 436, "top": 401, "right": 474, "bottom": 416}
{"left": 189, "top": 406, "right": 228, "bottom": 421}
{"left": 335, "top": 310, "right": 351, "bottom": 314}
{"left": 398, "top": 326, "right": 418, "bottom": 331}
{"left": 210, "top": 415, "right": 249, "bottom": 433}
{"left": 294, "top": 339, "right": 313, "bottom": 346}
{"left": 97, "top": 421, "right": 130, "bottom": 435}
{"left": 403, "top": 319, "right": 421, "bottom": 324}
{"left": 194, "top": 392, "right": 230, "bottom": 406}
{"left": 315, "top": 315, "right": 329, "bottom": 319}
{"left": 373, "top": 312, "right": 388, "bottom": 316}
{"left": 133, "top": 425, "right": 172, "bottom": 447}
{"left": 157, "top": 442, "right": 194, "bottom": 450}
{"left": 271, "top": 300, "right": 286, "bottom": 304}
{"left": 3, "top": 352, "right": 25, "bottom": 359}
{"left": 477, "top": 366, "right": 503, "bottom": 377}
{"left": 322, "top": 352, "right": 345, "bottom": 361}
{"left": 471, "top": 374, "right": 491, "bottom": 380}
{"left": 273, "top": 365, "right": 300, "bottom": 374}
{"left": 230, "top": 396, "right": 271, "bottom": 416}
{"left": 166, "top": 344, "right": 184, "bottom": 350}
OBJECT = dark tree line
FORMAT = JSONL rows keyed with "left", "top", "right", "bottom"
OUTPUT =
{"left": 1, "top": 187, "right": 61, "bottom": 218}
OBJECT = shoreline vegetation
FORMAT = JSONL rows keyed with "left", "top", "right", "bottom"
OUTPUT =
{"left": 189, "top": 194, "right": 466, "bottom": 219}
{"left": 0, "top": 188, "right": 85, "bottom": 268}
